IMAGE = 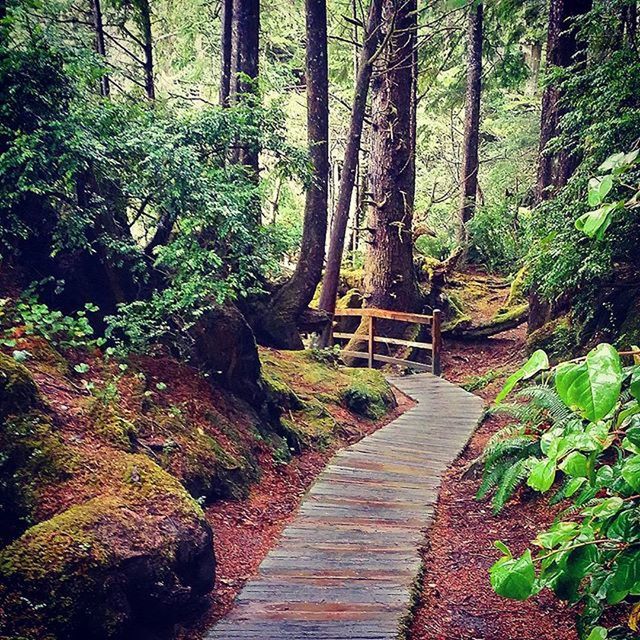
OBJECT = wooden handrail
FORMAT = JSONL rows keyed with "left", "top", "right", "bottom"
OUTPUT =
{"left": 330, "top": 307, "right": 442, "bottom": 376}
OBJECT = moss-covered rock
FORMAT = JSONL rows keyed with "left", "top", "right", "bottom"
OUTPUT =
{"left": 526, "top": 316, "right": 576, "bottom": 361}
{"left": 0, "top": 456, "right": 214, "bottom": 640}
{"left": 342, "top": 369, "right": 396, "bottom": 420}
{"left": 0, "top": 411, "right": 76, "bottom": 544}
{"left": 0, "top": 353, "right": 39, "bottom": 418}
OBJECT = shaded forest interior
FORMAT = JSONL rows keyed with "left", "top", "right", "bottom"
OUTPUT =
{"left": 1, "top": 0, "right": 640, "bottom": 638}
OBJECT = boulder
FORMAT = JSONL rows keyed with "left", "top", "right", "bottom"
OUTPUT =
{"left": 189, "top": 303, "right": 265, "bottom": 410}
{"left": 0, "top": 353, "right": 39, "bottom": 418}
{"left": 0, "top": 455, "right": 215, "bottom": 640}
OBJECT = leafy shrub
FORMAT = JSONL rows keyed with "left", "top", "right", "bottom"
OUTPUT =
{"left": 486, "top": 344, "right": 640, "bottom": 638}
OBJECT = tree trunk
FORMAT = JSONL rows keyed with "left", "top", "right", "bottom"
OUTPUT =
{"left": 535, "top": 0, "right": 591, "bottom": 201}
{"left": 256, "top": 0, "right": 329, "bottom": 349}
{"left": 317, "top": 0, "right": 384, "bottom": 329}
{"left": 137, "top": 0, "right": 155, "bottom": 100}
{"left": 361, "top": 0, "right": 418, "bottom": 316}
{"left": 456, "top": 2, "right": 483, "bottom": 250}
{"left": 219, "top": 0, "right": 233, "bottom": 106}
{"left": 229, "top": 0, "right": 260, "bottom": 177}
{"left": 90, "top": 0, "right": 110, "bottom": 97}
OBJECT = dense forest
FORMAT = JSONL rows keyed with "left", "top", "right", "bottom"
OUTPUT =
{"left": 1, "top": 0, "right": 640, "bottom": 638}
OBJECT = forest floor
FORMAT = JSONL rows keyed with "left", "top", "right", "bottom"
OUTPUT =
{"left": 408, "top": 323, "right": 578, "bottom": 636}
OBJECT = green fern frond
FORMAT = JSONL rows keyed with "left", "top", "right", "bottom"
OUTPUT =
{"left": 492, "top": 457, "right": 531, "bottom": 514}
{"left": 483, "top": 436, "right": 538, "bottom": 467}
{"left": 516, "top": 385, "right": 574, "bottom": 424}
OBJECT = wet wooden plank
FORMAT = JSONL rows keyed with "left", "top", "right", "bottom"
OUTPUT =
{"left": 205, "top": 373, "right": 482, "bottom": 640}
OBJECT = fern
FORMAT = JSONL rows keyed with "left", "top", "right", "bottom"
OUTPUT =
{"left": 516, "top": 385, "right": 575, "bottom": 424}
{"left": 492, "top": 458, "right": 531, "bottom": 514}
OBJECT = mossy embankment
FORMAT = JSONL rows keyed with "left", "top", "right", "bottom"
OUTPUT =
{"left": 0, "top": 336, "right": 395, "bottom": 640}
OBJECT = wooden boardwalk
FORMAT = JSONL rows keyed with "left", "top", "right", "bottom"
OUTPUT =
{"left": 205, "top": 373, "right": 483, "bottom": 640}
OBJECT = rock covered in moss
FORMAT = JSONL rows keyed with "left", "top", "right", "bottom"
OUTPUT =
{"left": 0, "top": 411, "right": 75, "bottom": 544}
{"left": 526, "top": 316, "right": 576, "bottom": 361}
{"left": 0, "top": 455, "right": 214, "bottom": 640}
{"left": 0, "top": 353, "right": 39, "bottom": 418}
{"left": 189, "top": 303, "right": 265, "bottom": 410}
{"left": 342, "top": 369, "right": 396, "bottom": 419}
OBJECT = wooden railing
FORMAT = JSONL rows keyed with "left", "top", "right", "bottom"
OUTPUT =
{"left": 331, "top": 308, "right": 442, "bottom": 376}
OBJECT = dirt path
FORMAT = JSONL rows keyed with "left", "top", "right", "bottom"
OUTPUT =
{"left": 407, "top": 326, "right": 578, "bottom": 640}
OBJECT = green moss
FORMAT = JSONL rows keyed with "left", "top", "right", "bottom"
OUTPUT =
{"left": 506, "top": 265, "right": 528, "bottom": 306}
{"left": 262, "top": 370, "right": 303, "bottom": 409}
{"left": 526, "top": 316, "right": 576, "bottom": 361}
{"left": 0, "top": 353, "right": 39, "bottom": 418}
{"left": 494, "top": 302, "right": 529, "bottom": 322}
{"left": 0, "top": 411, "right": 77, "bottom": 543}
{"left": 336, "top": 288, "right": 363, "bottom": 310}
{"left": 89, "top": 400, "right": 137, "bottom": 450}
{"left": 342, "top": 369, "right": 396, "bottom": 420}
{"left": 461, "top": 369, "right": 504, "bottom": 392}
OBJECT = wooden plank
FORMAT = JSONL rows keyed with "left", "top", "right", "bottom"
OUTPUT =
{"left": 373, "top": 335, "right": 432, "bottom": 350}
{"left": 339, "top": 350, "right": 432, "bottom": 372}
{"left": 367, "top": 316, "right": 375, "bottom": 369}
{"left": 431, "top": 309, "right": 442, "bottom": 376}
{"left": 205, "top": 373, "right": 483, "bottom": 640}
{"left": 334, "top": 307, "right": 433, "bottom": 325}
{"left": 333, "top": 331, "right": 356, "bottom": 340}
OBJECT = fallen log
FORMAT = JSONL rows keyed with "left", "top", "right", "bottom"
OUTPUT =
{"left": 444, "top": 303, "right": 528, "bottom": 339}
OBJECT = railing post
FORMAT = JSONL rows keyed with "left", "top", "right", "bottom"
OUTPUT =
{"left": 431, "top": 309, "right": 442, "bottom": 376}
{"left": 368, "top": 315, "right": 375, "bottom": 369}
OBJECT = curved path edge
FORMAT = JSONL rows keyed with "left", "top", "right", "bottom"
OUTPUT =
{"left": 205, "top": 373, "right": 484, "bottom": 640}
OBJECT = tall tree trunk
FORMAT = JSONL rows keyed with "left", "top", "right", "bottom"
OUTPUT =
{"left": 360, "top": 0, "right": 418, "bottom": 316}
{"left": 456, "top": 2, "right": 483, "bottom": 250}
{"left": 219, "top": 0, "right": 233, "bottom": 106}
{"left": 229, "top": 0, "right": 260, "bottom": 177}
{"left": 90, "top": 0, "right": 110, "bottom": 97}
{"left": 258, "top": 0, "right": 329, "bottom": 349}
{"left": 137, "top": 0, "right": 155, "bottom": 100}
{"left": 317, "top": 0, "right": 384, "bottom": 327}
{"left": 535, "top": 0, "right": 591, "bottom": 201}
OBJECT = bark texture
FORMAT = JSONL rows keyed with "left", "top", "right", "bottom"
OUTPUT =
{"left": 258, "top": 0, "right": 329, "bottom": 349}
{"left": 229, "top": 0, "right": 260, "bottom": 175}
{"left": 457, "top": 2, "right": 483, "bottom": 249}
{"left": 536, "top": 0, "right": 591, "bottom": 201}
{"left": 219, "top": 0, "right": 233, "bottom": 106}
{"left": 90, "top": 0, "right": 110, "bottom": 97}
{"left": 137, "top": 0, "right": 155, "bottom": 100}
{"left": 361, "top": 0, "right": 418, "bottom": 317}
{"left": 318, "top": 0, "right": 384, "bottom": 323}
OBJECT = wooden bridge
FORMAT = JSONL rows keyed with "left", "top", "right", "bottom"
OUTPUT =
{"left": 331, "top": 307, "right": 443, "bottom": 376}
{"left": 205, "top": 369, "right": 482, "bottom": 640}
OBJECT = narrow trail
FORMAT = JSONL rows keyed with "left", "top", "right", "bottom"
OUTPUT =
{"left": 205, "top": 373, "right": 483, "bottom": 640}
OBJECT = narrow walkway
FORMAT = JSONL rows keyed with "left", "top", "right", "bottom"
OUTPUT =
{"left": 206, "top": 373, "right": 483, "bottom": 640}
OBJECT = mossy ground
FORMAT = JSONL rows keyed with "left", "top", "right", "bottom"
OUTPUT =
{"left": 0, "top": 331, "right": 397, "bottom": 639}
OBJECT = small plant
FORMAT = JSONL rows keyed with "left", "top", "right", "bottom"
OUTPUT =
{"left": 0, "top": 296, "right": 101, "bottom": 350}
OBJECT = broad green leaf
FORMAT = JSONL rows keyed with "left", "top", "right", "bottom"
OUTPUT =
{"left": 496, "top": 350, "right": 549, "bottom": 404}
{"left": 493, "top": 540, "right": 511, "bottom": 557}
{"left": 533, "top": 522, "right": 579, "bottom": 549}
{"left": 613, "top": 549, "right": 640, "bottom": 593}
{"left": 559, "top": 451, "right": 589, "bottom": 478}
{"left": 608, "top": 509, "right": 640, "bottom": 541}
{"left": 490, "top": 549, "right": 535, "bottom": 601}
{"left": 588, "top": 175, "right": 613, "bottom": 206}
{"left": 582, "top": 496, "right": 624, "bottom": 519}
{"left": 565, "top": 476, "right": 587, "bottom": 497}
{"left": 622, "top": 455, "right": 640, "bottom": 492}
{"left": 575, "top": 204, "right": 615, "bottom": 239}
{"left": 630, "top": 368, "right": 640, "bottom": 401}
{"left": 555, "top": 344, "right": 622, "bottom": 421}
{"left": 527, "top": 457, "right": 556, "bottom": 492}
{"left": 585, "top": 627, "right": 607, "bottom": 640}
{"left": 599, "top": 151, "right": 626, "bottom": 172}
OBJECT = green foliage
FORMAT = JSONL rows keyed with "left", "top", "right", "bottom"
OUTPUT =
{"left": 0, "top": 296, "right": 99, "bottom": 350}
{"left": 487, "top": 343, "right": 640, "bottom": 637}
